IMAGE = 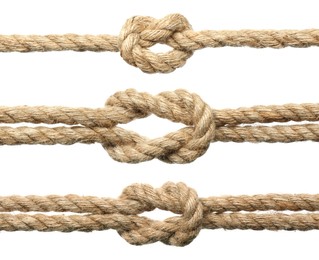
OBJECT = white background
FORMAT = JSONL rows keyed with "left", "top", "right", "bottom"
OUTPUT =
{"left": 0, "top": 0, "right": 318, "bottom": 259}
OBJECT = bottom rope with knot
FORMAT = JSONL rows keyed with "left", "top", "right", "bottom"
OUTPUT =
{"left": 1, "top": 89, "right": 319, "bottom": 163}
{"left": 2, "top": 182, "right": 319, "bottom": 246}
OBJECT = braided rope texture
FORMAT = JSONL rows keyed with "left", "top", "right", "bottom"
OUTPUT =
{"left": 1, "top": 89, "right": 319, "bottom": 163}
{"left": 0, "top": 14, "right": 318, "bottom": 73}
{"left": 1, "top": 182, "right": 319, "bottom": 246}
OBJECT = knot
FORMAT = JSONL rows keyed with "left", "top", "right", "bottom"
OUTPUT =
{"left": 119, "top": 14, "right": 193, "bottom": 73}
{"left": 118, "top": 182, "right": 203, "bottom": 246}
{"left": 102, "top": 89, "right": 215, "bottom": 163}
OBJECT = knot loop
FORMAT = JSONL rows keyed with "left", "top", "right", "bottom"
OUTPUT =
{"left": 119, "top": 182, "right": 203, "bottom": 246}
{"left": 119, "top": 14, "right": 193, "bottom": 73}
{"left": 103, "top": 89, "right": 215, "bottom": 163}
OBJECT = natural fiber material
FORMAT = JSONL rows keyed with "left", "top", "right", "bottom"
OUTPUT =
{"left": 1, "top": 88, "right": 319, "bottom": 163}
{"left": 1, "top": 14, "right": 318, "bottom": 73}
{"left": 1, "top": 182, "right": 319, "bottom": 246}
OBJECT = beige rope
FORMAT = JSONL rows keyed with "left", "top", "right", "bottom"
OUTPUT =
{"left": 1, "top": 182, "right": 319, "bottom": 246}
{"left": 1, "top": 88, "right": 319, "bottom": 163}
{"left": 1, "top": 14, "right": 318, "bottom": 73}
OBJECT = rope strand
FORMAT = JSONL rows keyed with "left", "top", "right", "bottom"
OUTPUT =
{"left": 1, "top": 14, "right": 318, "bottom": 73}
{"left": 0, "top": 89, "right": 319, "bottom": 163}
{"left": 0, "top": 124, "right": 318, "bottom": 145}
{"left": 1, "top": 193, "right": 319, "bottom": 214}
{"left": 2, "top": 182, "right": 319, "bottom": 246}
{"left": 1, "top": 103, "right": 319, "bottom": 127}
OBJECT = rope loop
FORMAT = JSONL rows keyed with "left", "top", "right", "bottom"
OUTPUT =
{"left": 103, "top": 89, "right": 215, "bottom": 163}
{"left": 119, "top": 14, "right": 193, "bottom": 73}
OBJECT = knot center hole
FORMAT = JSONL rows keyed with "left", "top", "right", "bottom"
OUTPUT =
{"left": 140, "top": 208, "right": 179, "bottom": 221}
{"left": 149, "top": 43, "right": 173, "bottom": 54}
{"left": 121, "top": 114, "right": 185, "bottom": 139}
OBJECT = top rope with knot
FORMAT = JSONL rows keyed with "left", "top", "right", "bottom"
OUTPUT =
{"left": 0, "top": 13, "right": 318, "bottom": 73}
{"left": 1, "top": 182, "right": 319, "bottom": 246}
{"left": 0, "top": 88, "right": 319, "bottom": 163}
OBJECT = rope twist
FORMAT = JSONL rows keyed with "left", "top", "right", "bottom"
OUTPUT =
{"left": 104, "top": 89, "right": 215, "bottom": 163}
{"left": 118, "top": 182, "right": 202, "bottom": 246}
{"left": 119, "top": 14, "right": 193, "bottom": 73}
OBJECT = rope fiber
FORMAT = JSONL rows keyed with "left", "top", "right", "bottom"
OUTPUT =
{"left": 1, "top": 182, "right": 319, "bottom": 246}
{"left": 1, "top": 14, "right": 318, "bottom": 73}
{"left": 1, "top": 88, "right": 319, "bottom": 163}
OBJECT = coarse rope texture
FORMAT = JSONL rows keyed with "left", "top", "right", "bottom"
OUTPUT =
{"left": 1, "top": 14, "right": 318, "bottom": 73}
{"left": 1, "top": 88, "right": 319, "bottom": 163}
{"left": 2, "top": 182, "right": 319, "bottom": 246}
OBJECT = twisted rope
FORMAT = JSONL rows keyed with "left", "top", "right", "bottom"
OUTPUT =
{"left": 1, "top": 88, "right": 319, "bottom": 163}
{"left": 2, "top": 182, "right": 319, "bottom": 246}
{"left": 1, "top": 14, "right": 318, "bottom": 73}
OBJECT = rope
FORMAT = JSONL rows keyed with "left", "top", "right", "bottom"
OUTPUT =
{"left": 1, "top": 88, "right": 319, "bottom": 163}
{"left": 1, "top": 14, "right": 318, "bottom": 73}
{"left": 1, "top": 182, "right": 319, "bottom": 246}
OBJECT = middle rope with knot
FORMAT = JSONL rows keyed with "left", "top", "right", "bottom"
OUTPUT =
{"left": 0, "top": 88, "right": 319, "bottom": 163}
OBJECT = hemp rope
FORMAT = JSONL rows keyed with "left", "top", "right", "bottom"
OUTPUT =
{"left": 1, "top": 182, "right": 319, "bottom": 246}
{"left": 1, "top": 14, "right": 318, "bottom": 73}
{"left": 1, "top": 88, "right": 319, "bottom": 163}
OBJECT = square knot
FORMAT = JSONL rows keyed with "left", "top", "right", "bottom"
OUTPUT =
{"left": 118, "top": 14, "right": 193, "bottom": 73}
{"left": 103, "top": 89, "right": 215, "bottom": 163}
{"left": 118, "top": 182, "right": 203, "bottom": 246}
